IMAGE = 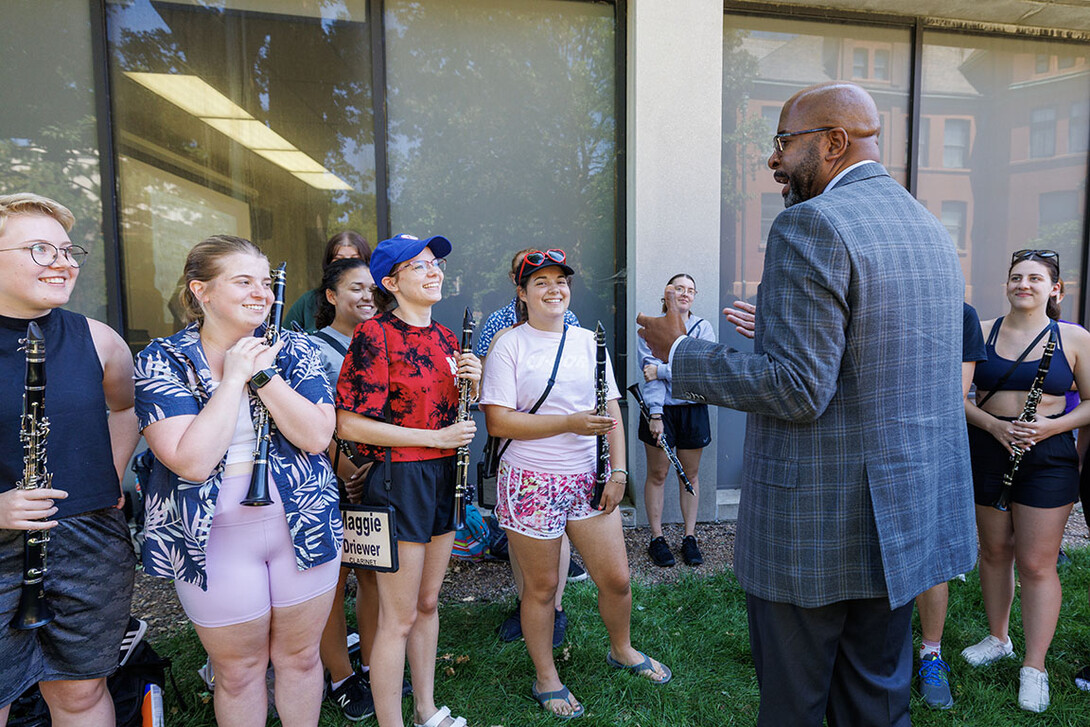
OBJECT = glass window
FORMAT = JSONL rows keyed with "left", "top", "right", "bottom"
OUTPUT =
{"left": 1070, "top": 100, "right": 1089, "bottom": 154}
{"left": 105, "top": 0, "right": 376, "bottom": 345}
{"left": 919, "top": 33, "right": 1088, "bottom": 321}
{"left": 943, "top": 119, "right": 971, "bottom": 168}
{"left": 918, "top": 117, "right": 932, "bottom": 168}
{"left": 0, "top": 1, "right": 107, "bottom": 319}
{"left": 383, "top": 0, "right": 618, "bottom": 332}
{"left": 720, "top": 15, "right": 911, "bottom": 486}
{"left": 1036, "top": 54, "right": 1051, "bottom": 73}
{"left": 1030, "top": 107, "right": 1057, "bottom": 158}
{"left": 874, "top": 49, "right": 891, "bottom": 81}
{"left": 853, "top": 48, "right": 868, "bottom": 78}
{"left": 941, "top": 200, "right": 967, "bottom": 251}
{"left": 759, "top": 193, "right": 781, "bottom": 250}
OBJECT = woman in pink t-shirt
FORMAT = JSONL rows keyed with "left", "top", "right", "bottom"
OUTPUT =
{"left": 480, "top": 249, "right": 671, "bottom": 719}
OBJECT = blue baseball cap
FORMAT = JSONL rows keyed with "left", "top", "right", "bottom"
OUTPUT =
{"left": 370, "top": 233, "right": 453, "bottom": 293}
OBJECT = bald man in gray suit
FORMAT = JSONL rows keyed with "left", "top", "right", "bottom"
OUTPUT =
{"left": 639, "top": 82, "right": 976, "bottom": 726}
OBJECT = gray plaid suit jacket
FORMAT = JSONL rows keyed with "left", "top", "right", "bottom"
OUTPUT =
{"left": 673, "top": 163, "right": 976, "bottom": 608}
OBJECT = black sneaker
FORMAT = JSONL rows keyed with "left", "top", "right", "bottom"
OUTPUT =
{"left": 497, "top": 600, "right": 523, "bottom": 641}
{"left": 567, "top": 560, "right": 589, "bottom": 582}
{"left": 681, "top": 535, "right": 704, "bottom": 566}
{"left": 329, "top": 673, "right": 375, "bottom": 721}
{"left": 648, "top": 536, "right": 675, "bottom": 567}
{"left": 553, "top": 609, "right": 568, "bottom": 648}
{"left": 118, "top": 616, "right": 148, "bottom": 667}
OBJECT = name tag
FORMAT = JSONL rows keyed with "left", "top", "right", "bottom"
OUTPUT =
{"left": 341, "top": 504, "right": 399, "bottom": 572}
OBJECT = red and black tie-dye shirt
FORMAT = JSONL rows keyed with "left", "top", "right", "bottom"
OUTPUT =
{"left": 336, "top": 312, "right": 459, "bottom": 462}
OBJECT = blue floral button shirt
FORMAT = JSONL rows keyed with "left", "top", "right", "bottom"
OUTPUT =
{"left": 134, "top": 322, "right": 343, "bottom": 589}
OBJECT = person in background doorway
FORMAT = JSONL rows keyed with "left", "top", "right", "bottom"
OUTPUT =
{"left": 284, "top": 231, "right": 371, "bottom": 333}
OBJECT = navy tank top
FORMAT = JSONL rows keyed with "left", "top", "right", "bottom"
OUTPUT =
{"left": 0, "top": 310, "right": 119, "bottom": 518}
{"left": 973, "top": 317, "right": 1074, "bottom": 396}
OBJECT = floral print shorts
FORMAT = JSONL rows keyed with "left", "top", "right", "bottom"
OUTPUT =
{"left": 495, "top": 460, "right": 602, "bottom": 539}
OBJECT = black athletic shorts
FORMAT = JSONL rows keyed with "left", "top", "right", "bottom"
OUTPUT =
{"left": 362, "top": 456, "right": 455, "bottom": 544}
{"left": 968, "top": 422, "right": 1079, "bottom": 509}
{"left": 637, "top": 403, "right": 711, "bottom": 450}
{"left": 0, "top": 507, "right": 135, "bottom": 707}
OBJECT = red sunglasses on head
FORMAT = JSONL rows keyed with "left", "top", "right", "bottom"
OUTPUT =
{"left": 518, "top": 249, "right": 566, "bottom": 281}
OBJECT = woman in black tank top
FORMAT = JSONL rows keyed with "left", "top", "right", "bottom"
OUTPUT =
{"left": 962, "top": 250, "right": 1090, "bottom": 712}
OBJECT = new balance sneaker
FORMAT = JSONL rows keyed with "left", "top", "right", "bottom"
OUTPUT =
{"left": 329, "top": 673, "right": 374, "bottom": 721}
{"left": 567, "top": 559, "right": 589, "bottom": 582}
{"left": 497, "top": 600, "right": 523, "bottom": 642}
{"left": 681, "top": 535, "right": 704, "bottom": 566}
{"left": 917, "top": 653, "right": 953, "bottom": 709}
{"left": 1076, "top": 665, "right": 1090, "bottom": 691}
{"left": 648, "top": 536, "right": 675, "bottom": 567}
{"left": 1019, "top": 666, "right": 1049, "bottom": 713}
{"left": 553, "top": 609, "right": 568, "bottom": 648}
{"left": 960, "top": 634, "right": 1015, "bottom": 667}
{"left": 118, "top": 616, "right": 148, "bottom": 667}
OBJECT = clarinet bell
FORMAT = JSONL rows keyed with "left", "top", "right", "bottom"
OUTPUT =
{"left": 11, "top": 574, "right": 54, "bottom": 630}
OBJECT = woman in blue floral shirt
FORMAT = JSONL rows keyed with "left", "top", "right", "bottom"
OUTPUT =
{"left": 134, "top": 235, "right": 342, "bottom": 727}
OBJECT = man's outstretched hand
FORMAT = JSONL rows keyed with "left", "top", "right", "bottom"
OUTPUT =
{"left": 724, "top": 300, "right": 756, "bottom": 340}
{"left": 636, "top": 288, "right": 688, "bottom": 362}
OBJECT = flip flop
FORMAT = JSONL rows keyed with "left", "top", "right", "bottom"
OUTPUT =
{"left": 606, "top": 650, "right": 672, "bottom": 685}
{"left": 532, "top": 682, "right": 585, "bottom": 719}
{"left": 413, "top": 705, "right": 467, "bottom": 727}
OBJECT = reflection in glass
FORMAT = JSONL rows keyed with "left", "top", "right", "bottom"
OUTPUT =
{"left": 106, "top": 0, "right": 376, "bottom": 344}
{"left": 0, "top": 1, "right": 107, "bottom": 319}
{"left": 919, "top": 34, "right": 1089, "bottom": 321}
{"left": 383, "top": 0, "right": 617, "bottom": 335}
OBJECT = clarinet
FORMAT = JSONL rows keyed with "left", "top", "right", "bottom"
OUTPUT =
{"left": 590, "top": 322, "right": 610, "bottom": 509}
{"left": 242, "top": 262, "right": 286, "bottom": 507}
{"left": 627, "top": 384, "right": 695, "bottom": 496}
{"left": 11, "top": 322, "right": 56, "bottom": 630}
{"left": 453, "top": 308, "right": 474, "bottom": 530}
{"left": 993, "top": 333, "right": 1057, "bottom": 511}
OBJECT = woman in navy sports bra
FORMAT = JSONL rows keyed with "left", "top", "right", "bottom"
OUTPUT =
{"left": 961, "top": 249, "right": 1090, "bottom": 712}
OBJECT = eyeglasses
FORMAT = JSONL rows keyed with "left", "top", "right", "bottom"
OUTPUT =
{"left": 1011, "top": 249, "right": 1059, "bottom": 265}
{"left": 670, "top": 284, "right": 697, "bottom": 296}
{"left": 772, "top": 127, "right": 835, "bottom": 153}
{"left": 0, "top": 241, "right": 89, "bottom": 268}
{"left": 393, "top": 257, "right": 446, "bottom": 276}
{"left": 518, "top": 249, "right": 566, "bottom": 281}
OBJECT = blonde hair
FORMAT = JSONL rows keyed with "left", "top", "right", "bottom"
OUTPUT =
{"left": 0, "top": 193, "right": 75, "bottom": 236}
{"left": 179, "top": 235, "right": 266, "bottom": 324}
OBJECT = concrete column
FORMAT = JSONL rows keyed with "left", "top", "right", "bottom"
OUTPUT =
{"left": 626, "top": 0, "right": 723, "bottom": 528}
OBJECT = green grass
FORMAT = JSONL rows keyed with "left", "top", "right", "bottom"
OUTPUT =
{"left": 155, "top": 548, "right": 1090, "bottom": 726}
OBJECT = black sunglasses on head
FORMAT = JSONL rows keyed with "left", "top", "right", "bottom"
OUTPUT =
{"left": 1011, "top": 249, "right": 1059, "bottom": 265}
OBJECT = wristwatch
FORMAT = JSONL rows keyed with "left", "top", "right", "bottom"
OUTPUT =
{"left": 249, "top": 367, "right": 279, "bottom": 391}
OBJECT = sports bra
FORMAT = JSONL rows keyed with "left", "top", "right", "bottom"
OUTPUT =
{"left": 973, "top": 317, "right": 1074, "bottom": 396}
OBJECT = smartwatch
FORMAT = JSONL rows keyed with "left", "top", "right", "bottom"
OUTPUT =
{"left": 249, "top": 367, "right": 279, "bottom": 391}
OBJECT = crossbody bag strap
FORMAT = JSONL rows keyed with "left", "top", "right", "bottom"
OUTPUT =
{"left": 382, "top": 326, "right": 393, "bottom": 498}
{"left": 312, "top": 329, "right": 349, "bottom": 357}
{"left": 495, "top": 324, "right": 568, "bottom": 462}
{"left": 976, "top": 321, "right": 1054, "bottom": 410}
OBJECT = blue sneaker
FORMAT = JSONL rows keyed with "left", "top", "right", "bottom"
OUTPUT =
{"left": 918, "top": 653, "right": 953, "bottom": 709}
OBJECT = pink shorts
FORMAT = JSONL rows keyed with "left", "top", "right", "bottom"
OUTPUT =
{"left": 174, "top": 472, "right": 340, "bottom": 628}
{"left": 495, "top": 460, "right": 602, "bottom": 540}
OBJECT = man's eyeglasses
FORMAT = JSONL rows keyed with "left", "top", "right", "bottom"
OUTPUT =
{"left": 518, "top": 249, "right": 566, "bottom": 281}
{"left": 772, "top": 127, "right": 835, "bottom": 153}
{"left": 0, "top": 241, "right": 89, "bottom": 268}
{"left": 393, "top": 257, "right": 446, "bottom": 276}
{"left": 1011, "top": 249, "right": 1059, "bottom": 265}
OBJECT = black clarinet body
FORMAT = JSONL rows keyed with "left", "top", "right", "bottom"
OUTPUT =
{"left": 993, "top": 335, "right": 1057, "bottom": 511}
{"left": 242, "top": 262, "right": 287, "bottom": 507}
{"left": 627, "top": 384, "right": 695, "bottom": 496}
{"left": 591, "top": 322, "right": 609, "bottom": 509}
{"left": 453, "top": 308, "right": 474, "bottom": 530}
{"left": 12, "top": 321, "right": 56, "bottom": 630}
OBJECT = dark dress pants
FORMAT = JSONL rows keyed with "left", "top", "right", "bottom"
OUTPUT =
{"left": 746, "top": 593, "right": 914, "bottom": 727}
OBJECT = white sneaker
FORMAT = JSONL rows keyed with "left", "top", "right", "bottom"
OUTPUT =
{"left": 1019, "top": 666, "right": 1049, "bottom": 712}
{"left": 960, "top": 635, "right": 1015, "bottom": 666}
